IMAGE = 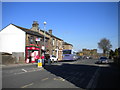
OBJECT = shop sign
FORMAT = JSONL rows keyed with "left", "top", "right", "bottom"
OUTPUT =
{"left": 36, "top": 38, "right": 41, "bottom": 41}
{"left": 27, "top": 47, "right": 30, "bottom": 49}
{"left": 36, "top": 48, "right": 40, "bottom": 50}
{"left": 26, "top": 46, "right": 40, "bottom": 50}
{"left": 31, "top": 47, "right": 35, "bottom": 50}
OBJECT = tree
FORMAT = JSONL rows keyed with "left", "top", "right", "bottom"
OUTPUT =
{"left": 114, "top": 49, "right": 119, "bottom": 57}
{"left": 98, "top": 38, "right": 112, "bottom": 56}
{"left": 113, "top": 48, "right": 119, "bottom": 64}
{"left": 109, "top": 49, "right": 114, "bottom": 59}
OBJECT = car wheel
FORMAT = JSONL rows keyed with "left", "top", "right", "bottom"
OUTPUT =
{"left": 52, "top": 59, "right": 54, "bottom": 63}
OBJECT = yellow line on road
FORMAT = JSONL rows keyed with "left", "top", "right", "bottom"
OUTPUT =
{"left": 21, "top": 83, "right": 33, "bottom": 88}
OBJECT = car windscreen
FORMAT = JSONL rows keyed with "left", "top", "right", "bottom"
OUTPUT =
{"left": 100, "top": 57, "right": 107, "bottom": 59}
{"left": 52, "top": 55, "right": 56, "bottom": 58}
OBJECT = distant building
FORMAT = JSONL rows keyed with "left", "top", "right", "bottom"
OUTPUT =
{"left": 79, "top": 52, "right": 84, "bottom": 56}
{"left": 82, "top": 49, "right": 98, "bottom": 59}
{"left": 63, "top": 42, "right": 73, "bottom": 50}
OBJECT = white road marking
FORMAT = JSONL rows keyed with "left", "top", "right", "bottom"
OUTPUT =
{"left": 21, "top": 83, "right": 33, "bottom": 88}
{"left": 14, "top": 68, "right": 43, "bottom": 75}
{"left": 22, "top": 69, "right": 27, "bottom": 72}
{"left": 53, "top": 77, "right": 65, "bottom": 81}
{"left": 14, "top": 72, "right": 25, "bottom": 75}
{"left": 41, "top": 78, "right": 49, "bottom": 81}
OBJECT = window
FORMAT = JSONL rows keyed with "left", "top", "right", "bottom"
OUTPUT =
{"left": 29, "top": 36, "right": 34, "bottom": 44}
{"left": 52, "top": 50, "right": 54, "bottom": 55}
{"left": 45, "top": 39, "right": 48, "bottom": 43}
{"left": 56, "top": 40, "right": 58, "bottom": 46}
{"left": 52, "top": 39, "right": 55, "bottom": 46}
{"left": 63, "top": 50, "right": 71, "bottom": 54}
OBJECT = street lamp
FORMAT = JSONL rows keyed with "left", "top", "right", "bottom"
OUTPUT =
{"left": 42, "top": 21, "right": 46, "bottom": 66}
{"left": 43, "top": 21, "right": 46, "bottom": 50}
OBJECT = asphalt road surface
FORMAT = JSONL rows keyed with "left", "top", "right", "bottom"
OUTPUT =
{"left": 2, "top": 59, "right": 120, "bottom": 89}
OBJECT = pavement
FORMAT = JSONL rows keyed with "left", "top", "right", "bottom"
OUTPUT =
{"left": 0, "top": 63, "right": 38, "bottom": 69}
{"left": 0, "top": 60, "right": 76, "bottom": 68}
{"left": 0, "top": 61, "right": 64, "bottom": 70}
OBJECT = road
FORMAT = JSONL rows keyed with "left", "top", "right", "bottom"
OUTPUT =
{"left": 2, "top": 59, "right": 120, "bottom": 89}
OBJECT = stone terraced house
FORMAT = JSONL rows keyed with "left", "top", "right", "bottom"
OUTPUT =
{"left": 0, "top": 21, "right": 72, "bottom": 64}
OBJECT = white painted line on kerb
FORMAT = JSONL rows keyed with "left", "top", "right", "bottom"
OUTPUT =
{"left": 86, "top": 67, "right": 100, "bottom": 89}
{"left": 99, "top": 64, "right": 110, "bottom": 67}
{"left": 53, "top": 77, "right": 65, "bottom": 81}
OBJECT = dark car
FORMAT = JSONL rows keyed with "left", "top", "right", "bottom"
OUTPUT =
{"left": 77, "top": 56, "right": 82, "bottom": 60}
{"left": 95, "top": 56, "right": 108, "bottom": 64}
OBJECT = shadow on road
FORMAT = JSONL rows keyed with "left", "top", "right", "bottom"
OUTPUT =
{"left": 43, "top": 61, "right": 120, "bottom": 89}
{"left": 43, "top": 62, "right": 99, "bottom": 89}
{"left": 96, "top": 62, "right": 120, "bottom": 88}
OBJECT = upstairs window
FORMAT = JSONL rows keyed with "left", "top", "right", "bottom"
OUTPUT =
{"left": 52, "top": 39, "right": 55, "bottom": 46}
{"left": 29, "top": 36, "right": 34, "bottom": 44}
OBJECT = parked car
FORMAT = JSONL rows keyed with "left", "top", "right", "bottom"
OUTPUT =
{"left": 50, "top": 55, "right": 58, "bottom": 62}
{"left": 77, "top": 56, "right": 82, "bottom": 60}
{"left": 95, "top": 56, "right": 108, "bottom": 64}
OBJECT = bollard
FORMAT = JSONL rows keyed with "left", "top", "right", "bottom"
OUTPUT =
{"left": 48, "top": 59, "right": 51, "bottom": 65}
{"left": 42, "top": 59, "right": 45, "bottom": 66}
{"left": 38, "top": 59, "right": 42, "bottom": 68}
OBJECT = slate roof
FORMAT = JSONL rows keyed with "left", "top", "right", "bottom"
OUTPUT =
{"left": 40, "top": 29, "right": 63, "bottom": 41}
{"left": 63, "top": 42, "right": 73, "bottom": 46}
{"left": 12, "top": 24, "right": 49, "bottom": 39}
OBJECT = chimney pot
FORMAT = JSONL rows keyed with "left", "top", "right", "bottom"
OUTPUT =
{"left": 31, "top": 21, "right": 39, "bottom": 32}
{"left": 49, "top": 29, "right": 52, "bottom": 34}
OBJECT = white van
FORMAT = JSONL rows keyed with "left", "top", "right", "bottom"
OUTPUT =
{"left": 50, "top": 55, "right": 58, "bottom": 62}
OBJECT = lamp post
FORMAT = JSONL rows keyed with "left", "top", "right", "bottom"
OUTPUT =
{"left": 42, "top": 21, "right": 46, "bottom": 66}
{"left": 43, "top": 21, "right": 46, "bottom": 51}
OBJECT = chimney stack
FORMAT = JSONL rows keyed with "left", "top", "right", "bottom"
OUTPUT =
{"left": 31, "top": 21, "right": 39, "bottom": 32}
{"left": 49, "top": 29, "right": 52, "bottom": 35}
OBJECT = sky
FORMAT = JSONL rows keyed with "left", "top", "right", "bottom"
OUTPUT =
{"left": 2, "top": 2, "right": 119, "bottom": 53}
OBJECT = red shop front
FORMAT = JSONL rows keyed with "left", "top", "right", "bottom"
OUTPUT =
{"left": 25, "top": 44, "right": 40, "bottom": 63}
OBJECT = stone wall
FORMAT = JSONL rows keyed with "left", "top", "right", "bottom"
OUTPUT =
{"left": 0, "top": 52, "right": 2, "bottom": 65}
{"left": 2, "top": 52, "right": 25, "bottom": 65}
{"left": 12, "top": 52, "right": 25, "bottom": 63}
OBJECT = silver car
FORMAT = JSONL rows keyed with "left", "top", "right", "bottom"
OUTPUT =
{"left": 96, "top": 57, "right": 108, "bottom": 64}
